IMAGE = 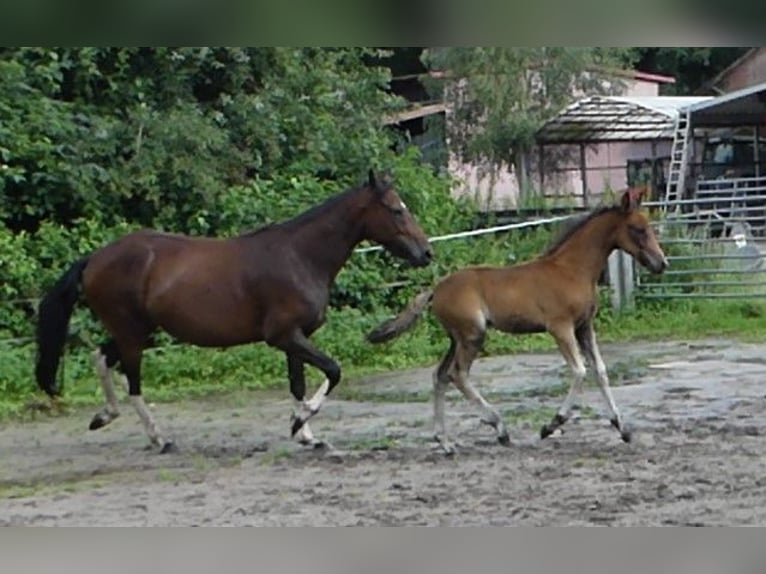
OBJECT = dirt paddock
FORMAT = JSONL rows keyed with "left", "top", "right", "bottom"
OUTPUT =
{"left": 1, "top": 338, "right": 765, "bottom": 526}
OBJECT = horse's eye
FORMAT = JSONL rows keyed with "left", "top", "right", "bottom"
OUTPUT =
{"left": 391, "top": 207, "right": 404, "bottom": 217}
{"left": 629, "top": 225, "right": 647, "bottom": 238}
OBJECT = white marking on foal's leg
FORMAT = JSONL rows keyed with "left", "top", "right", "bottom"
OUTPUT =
{"left": 129, "top": 395, "right": 168, "bottom": 448}
{"left": 89, "top": 350, "right": 120, "bottom": 429}
{"left": 589, "top": 344, "right": 630, "bottom": 442}
{"left": 542, "top": 332, "right": 587, "bottom": 439}
{"left": 557, "top": 359, "right": 586, "bottom": 420}
{"left": 453, "top": 377, "right": 509, "bottom": 446}
{"left": 432, "top": 373, "right": 455, "bottom": 454}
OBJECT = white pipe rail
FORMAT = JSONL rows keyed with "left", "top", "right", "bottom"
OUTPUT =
{"left": 354, "top": 214, "right": 573, "bottom": 254}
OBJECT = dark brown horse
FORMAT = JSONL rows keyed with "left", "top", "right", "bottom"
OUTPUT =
{"left": 36, "top": 171, "right": 432, "bottom": 452}
{"left": 368, "top": 187, "right": 667, "bottom": 455}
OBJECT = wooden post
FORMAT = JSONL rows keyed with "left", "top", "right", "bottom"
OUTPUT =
{"left": 579, "top": 143, "right": 588, "bottom": 207}
{"left": 538, "top": 144, "right": 544, "bottom": 197}
{"left": 608, "top": 250, "right": 635, "bottom": 311}
{"left": 754, "top": 124, "right": 761, "bottom": 178}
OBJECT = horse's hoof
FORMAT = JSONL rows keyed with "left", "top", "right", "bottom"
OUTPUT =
{"left": 160, "top": 441, "right": 178, "bottom": 454}
{"left": 497, "top": 432, "right": 511, "bottom": 447}
{"left": 540, "top": 424, "right": 554, "bottom": 439}
{"left": 621, "top": 429, "right": 632, "bottom": 443}
{"left": 290, "top": 416, "right": 305, "bottom": 437}
{"left": 89, "top": 413, "right": 107, "bottom": 431}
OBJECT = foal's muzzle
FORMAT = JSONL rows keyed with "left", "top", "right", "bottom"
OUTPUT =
{"left": 639, "top": 250, "right": 669, "bottom": 274}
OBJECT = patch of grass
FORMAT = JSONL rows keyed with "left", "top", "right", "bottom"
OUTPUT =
{"left": 156, "top": 468, "right": 181, "bottom": 483}
{"left": 346, "top": 435, "right": 399, "bottom": 451}
{"left": 259, "top": 447, "right": 292, "bottom": 466}
{"left": 502, "top": 406, "right": 558, "bottom": 427}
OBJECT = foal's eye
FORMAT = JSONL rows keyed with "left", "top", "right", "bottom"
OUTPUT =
{"left": 628, "top": 225, "right": 647, "bottom": 238}
{"left": 391, "top": 207, "right": 404, "bottom": 217}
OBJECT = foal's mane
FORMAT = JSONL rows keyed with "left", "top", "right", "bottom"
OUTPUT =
{"left": 542, "top": 204, "right": 620, "bottom": 256}
{"left": 242, "top": 182, "right": 371, "bottom": 238}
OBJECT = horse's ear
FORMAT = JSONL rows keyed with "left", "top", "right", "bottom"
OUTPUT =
{"left": 621, "top": 186, "right": 645, "bottom": 212}
{"left": 368, "top": 169, "right": 377, "bottom": 189}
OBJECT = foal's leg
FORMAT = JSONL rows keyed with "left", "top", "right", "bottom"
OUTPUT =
{"left": 270, "top": 330, "right": 340, "bottom": 438}
{"left": 287, "top": 353, "right": 324, "bottom": 448}
{"left": 576, "top": 322, "right": 631, "bottom": 443}
{"left": 451, "top": 332, "right": 510, "bottom": 447}
{"left": 541, "top": 327, "right": 587, "bottom": 439}
{"left": 432, "top": 337, "right": 456, "bottom": 455}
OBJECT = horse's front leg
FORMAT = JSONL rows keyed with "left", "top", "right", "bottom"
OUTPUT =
{"left": 268, "top": 329, "right": 341, "bottom": 442}
{"left": 286, "top": 353, "right": 329, "bottom": 449}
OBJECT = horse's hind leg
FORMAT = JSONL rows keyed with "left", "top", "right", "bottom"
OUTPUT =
{"left": 123, "top": 345, "right": 175, "bottom": 453}
{"left": 433, "top": 336, "right": 457, "bottom": 455}
{"left": 541, "top": 327, "right": 587, "bottom": 439}
{"left": 451, "top": 332, "right": 510, "bottom": 447}
{"left": 88, "top": 339, "right": 123, "bottom": 431}
{"left": 576, "top": 322, "right": 631, "bottom": 443}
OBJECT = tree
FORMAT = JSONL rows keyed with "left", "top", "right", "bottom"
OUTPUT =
{"left": 625, "top": 48, "right": 750, "bottom": 94}
{"left": 421, "top": 47, "right": 633, "bottom": 197}
{"left": 0, "top": 47, "right": 404, "bottom": 232}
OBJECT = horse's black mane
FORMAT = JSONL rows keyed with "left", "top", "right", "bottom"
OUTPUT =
{"left": 542, "top": 204, "right": 619, "bottom": 256}
{"left": 242, "top": 182, "right": 370, "bottom": 237}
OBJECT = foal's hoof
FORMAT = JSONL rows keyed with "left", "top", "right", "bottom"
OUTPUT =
{"left": 540, "top": 424, "right": 555, "bottom": 440}
{"left": 159, "top": 441, "right": 178, "bottom": 454}
{"left": 610, "top": 418, "right": 632, "bottom": 443}
{"left": 497, "top": 432, "right": 511, "bottom": 447}
{"left": 89, "top": 413, "right": 108, "bottom": 431}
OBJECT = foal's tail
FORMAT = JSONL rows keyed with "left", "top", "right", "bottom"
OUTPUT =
{"left": 35, "top": 257, "right": 90, "bottom": 397}
{"left": 367, "top": 289, "right": 433, "bottom": 344}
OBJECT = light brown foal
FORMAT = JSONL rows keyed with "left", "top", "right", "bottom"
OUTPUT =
{"left": 368, "top": 187, "right": 667, "bottom": 454}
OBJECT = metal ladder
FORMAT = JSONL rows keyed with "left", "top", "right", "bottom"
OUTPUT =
{"left": 664, "top": 109, "right": 692, "bottom": 214}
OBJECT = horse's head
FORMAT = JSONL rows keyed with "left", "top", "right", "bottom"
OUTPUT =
{"left": 361, "top": 170, "right": 433, "bottom": 267}
{"left": 613, "top": 186, "right": 668, "bottom": 274}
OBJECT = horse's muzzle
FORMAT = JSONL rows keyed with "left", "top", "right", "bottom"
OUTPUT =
{"left": 411, "top": 246, "right": 433, "bottom": 267}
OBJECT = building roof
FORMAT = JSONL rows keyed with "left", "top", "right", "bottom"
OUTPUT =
{"left": 705, "top": 48, "right": 761, "bottom": 94}
{"left": 537, "top": 95, "right": 711, "bottom": 144}
{"left": 686, "top": 81, "right": 766, "bottom": 126}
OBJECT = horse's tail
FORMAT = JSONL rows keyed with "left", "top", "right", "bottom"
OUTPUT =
{"left": 35, "top": 257, "right": 90, "bottom": 397}
{"left": 367, "top": 289, "right": 434, "bottom": 344}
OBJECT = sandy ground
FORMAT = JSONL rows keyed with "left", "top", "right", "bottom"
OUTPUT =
{"left": 1, "top": 338, "right": 765, "bottom": 526}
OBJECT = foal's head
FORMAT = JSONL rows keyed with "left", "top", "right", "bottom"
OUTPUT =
{"left": 612, "top": 187, "right": 668, "bottom": 274}
{"left": 360, "top": 170, "right": 433, "bottom": 267}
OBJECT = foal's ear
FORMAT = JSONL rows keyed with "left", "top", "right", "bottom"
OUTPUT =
{"left": 621, "top": 186, "right": 645, "bottom": 212}
{"left": 368, "top": 169, "right": 378, "bottom": 189}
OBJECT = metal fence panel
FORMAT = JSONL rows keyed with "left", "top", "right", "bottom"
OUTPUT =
{"left": 636, "top": 176, "right": 766, "bottom": 301}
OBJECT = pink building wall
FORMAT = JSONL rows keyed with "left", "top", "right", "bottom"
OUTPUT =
{"left": 450, "top": 74, "right": 674, "bottom": 210}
